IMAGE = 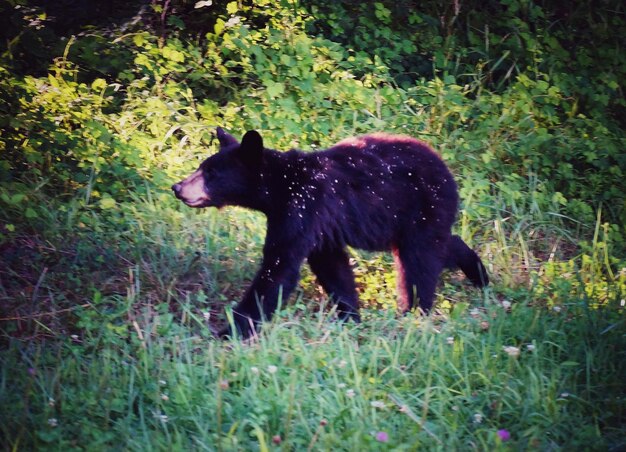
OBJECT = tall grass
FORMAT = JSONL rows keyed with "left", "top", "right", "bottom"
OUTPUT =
{"left": 1, "top": 193, "right": 624, "bottom": 450}
{"left": 1, "top": 295, "right": 624, "bottom": 450}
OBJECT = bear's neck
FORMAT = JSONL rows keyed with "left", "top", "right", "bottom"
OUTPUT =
{"left": 252, "top": 148, "right": 306, "bottom": 218}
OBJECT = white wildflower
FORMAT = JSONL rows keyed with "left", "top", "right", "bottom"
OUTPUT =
{"left": 553, "top": 306, "right": 562, "bottom": 312}
{"left": 267, "top": 365, "right": 278, "bottom": 374}
{"left": 501, "top": 300, "right": 511, "bottom": 309}
{"left": 446, "top": 336, "right": 455, "bottom": 345}
{"left": 47, "top": 418, "right": 58, "bottom": 427}
{"left": 370, "top": 400, "right": 385, "bottom": 409}
{"left": 473, "top": 413, "right": 483, "bottom": 424}
{"left": 225, "top": 16, "right": 241, "bottom": 28}
{"left": 526, "top": 344, "right": 536, "bottom": 352}
{"left": 503, "top": 346, "right": 520, "bottom": 357}
{"left": 250, "top": 366, "right": 259, "bottom": 375}
{"left": 346, "top": 389, "right": 356, "bottom": 398}
{"left": 194, "top": 0, "right": 212, "bottom": 8}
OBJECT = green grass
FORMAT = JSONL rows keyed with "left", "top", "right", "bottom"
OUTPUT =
{"left": 1, "top": 296, "right": 624, "bottom": 450}
{"left": 1, "top": 195, "right": 624, "bottom": 451}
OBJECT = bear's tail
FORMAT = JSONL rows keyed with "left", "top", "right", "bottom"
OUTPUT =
{"left": 445, "top": 235, "right": 489, "bottom": 287}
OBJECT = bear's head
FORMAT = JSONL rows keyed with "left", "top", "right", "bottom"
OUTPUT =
{"left": 172, "top": 128, "right": 264, "bottom": 209}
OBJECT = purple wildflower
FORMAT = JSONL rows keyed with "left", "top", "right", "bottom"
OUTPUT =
{"left": 497, "top": 429, "right": 511, "bottom": 441}
{"left": 375, "top": 431, "right": 389, "bottom": 442}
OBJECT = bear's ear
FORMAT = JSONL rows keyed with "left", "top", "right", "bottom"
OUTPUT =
{"left": 216, "top": 127, "right": 239, "bottom": 150}
{"left": 239, "top": 130, "right": 264, "bottom": 167}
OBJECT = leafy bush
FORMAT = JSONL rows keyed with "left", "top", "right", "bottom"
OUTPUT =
{"left": 4, "top": 1, "right": 624, "bottom": 240}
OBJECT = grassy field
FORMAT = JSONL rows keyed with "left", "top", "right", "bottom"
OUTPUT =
{"left": 1, "top": 193, "right": 625, "bottom": 450}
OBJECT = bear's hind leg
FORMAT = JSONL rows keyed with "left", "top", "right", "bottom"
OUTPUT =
{"left": 308, "top": 247, "right": 361, "bottom": 322}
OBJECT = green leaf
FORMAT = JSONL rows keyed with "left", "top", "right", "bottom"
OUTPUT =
{"left": 134, "top": 53, "right": 151, "bottom": 68}
{"left": 214, "top": 18, "right": 225, "bottom": 35}
{"left": 226, "top": 1, "right": 238, "bottom": 14}
{"left": 132, "top": 33, "right": 145, "bottom": 47}
{"left": 100, "top": 197, "right": 117, "bottom": 209}
{"left": 266, "top": 81, "right": 285, "bottom": 98}
{"left": 280, "top": 54, "right": 293, "bottom": 67}
{"left": 163, "top": 46, "right": 185, "bottom": 63}
{"left": 91, "top": 78, "right": 107, "bottom": 91}
{"left": 10, "top": 194, "right": 25, "bottom": 204}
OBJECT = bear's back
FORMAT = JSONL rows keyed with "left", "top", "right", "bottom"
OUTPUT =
{"left": 284, "top": 134, "right": 459, "bottom": 251}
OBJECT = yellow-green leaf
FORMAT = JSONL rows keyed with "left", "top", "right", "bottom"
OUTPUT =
{"left": 100, "top": 197, "right": 117, "bottom": 209}
{"left": 91, "top": 78, "right": 107, "bottom": 91}
{"left": 226, "top": 2, "right": 238, "bottom": 14}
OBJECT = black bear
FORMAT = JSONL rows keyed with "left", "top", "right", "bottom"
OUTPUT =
{"left": 172, "top": 128, "right": 488, "bottom": 338}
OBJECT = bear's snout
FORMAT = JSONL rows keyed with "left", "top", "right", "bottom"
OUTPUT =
{"left": 171, "top": 171, "right": 210, "bottom": 207}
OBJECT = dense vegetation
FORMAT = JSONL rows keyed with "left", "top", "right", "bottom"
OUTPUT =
{"left": 1, "top": 0, "right": 624, "bottom": 449}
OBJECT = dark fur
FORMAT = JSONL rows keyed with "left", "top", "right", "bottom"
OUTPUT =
{"left": 172, "top": 129, "right": 488, "bottom": 338}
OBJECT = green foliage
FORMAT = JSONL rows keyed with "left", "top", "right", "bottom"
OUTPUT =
{"left": 2, "top": 0, "right": 625, "bottom": 235}
{"left": 1, "top": 1, "right": 625, "bottom": 449}
{"left": 1, "top": 293, "right": 624, "bottom": 449}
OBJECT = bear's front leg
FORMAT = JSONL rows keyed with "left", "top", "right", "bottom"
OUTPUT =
{"left": 218, "top": 248, "right": 306, "bottom": 339}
